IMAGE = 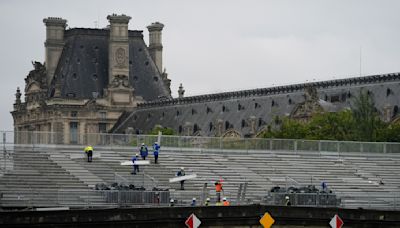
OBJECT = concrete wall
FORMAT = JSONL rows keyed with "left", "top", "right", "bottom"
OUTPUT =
{"left": 1, "top": 205, "right": 399, "bottom": 227}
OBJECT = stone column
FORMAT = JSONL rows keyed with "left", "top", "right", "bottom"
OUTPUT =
{"left": 147, "top": 22, "right": 164, "bottom": 73}
{"left": 43, "top": 17, "right": 67, "bottom": 86}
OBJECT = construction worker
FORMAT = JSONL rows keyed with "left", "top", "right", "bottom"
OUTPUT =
{"left": 84, "top": 145, "right": 93, "bottom": 162}
{"left": 191, "top": 197, "right": 197, "bottom": 206}
{"left": 153, "top": 142, "right": 160, "bottom": 164}
{"left": 215, "top": 180, "right": 223, "bottom": 202}
{"left": 222, "top": 197, "right": 230, "bottom": 206}
{"left": 177, "top": 167, "right": 185, "bottom": 190}
{"left": 205, "top": 197, "right": 210, "bottom": 206}
{"left": 139, "top": 143, "right": 148, "bottom": 160}
{"left": 131, "top": 154, "right": 139, "bottom": 175}
{"left": 170, "top": 198, "right": 175, "bottom": 207}
{"left": 321, "top": 181, "right": 327, "bottom": 192}
{"left": 285, "top": 195, "right": 291, "bottom": 206}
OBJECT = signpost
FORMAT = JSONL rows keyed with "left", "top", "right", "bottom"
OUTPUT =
{"left": 259, "top": 212, "right": 275, "bottom": 228}
{"left": 185, "top": 213, "right": 201, "bottom": 228}
{"left": 329, "top": 214, "right": 344, "bottom": 228}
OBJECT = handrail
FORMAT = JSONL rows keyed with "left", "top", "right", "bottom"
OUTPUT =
{"left": 4, "top": 130, "right": 400, "bottom": 155}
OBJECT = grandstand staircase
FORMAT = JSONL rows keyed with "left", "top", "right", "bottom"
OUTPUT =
{"left": 0, "top": 148, "right": 105, "bottom": 208}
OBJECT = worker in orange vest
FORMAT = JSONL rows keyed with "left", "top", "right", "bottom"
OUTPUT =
{"left": 215, "top": 180, "right": 223, "bottom": 202}
{"left": 222, "top": 197, "right": 230, "bottom": 206}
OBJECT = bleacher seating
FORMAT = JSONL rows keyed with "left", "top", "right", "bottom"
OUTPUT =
{"left": 0, "top": 145, "right": 399, "bottom": 210}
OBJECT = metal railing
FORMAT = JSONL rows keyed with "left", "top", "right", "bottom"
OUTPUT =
{"left": 2, "top": 130, "right": 400, "bottom": 154}
{"left": 263, "top": 192, "right": 341, "bottom": 207}
{"left": 57, "top": 189, "right": 170, "bottom": 208}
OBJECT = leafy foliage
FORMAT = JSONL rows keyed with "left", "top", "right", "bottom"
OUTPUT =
{"left": 149, "top": 125, "right": 175, "bottom": 135}
{"left": 260, "top": 90, "right": 400, "bottom": 142}
{"left": 351, "top": 90, "right": 386, "bottom": 141}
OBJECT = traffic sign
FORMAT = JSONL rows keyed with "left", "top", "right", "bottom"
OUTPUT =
{"left": 259, "top": 212, "right": 275, "bottom": 228}
{"left": 329, "top": 214, "right": 344, "bottom": 228}
{"left": 185, "top": 213, "right": 201, "bottom": 228}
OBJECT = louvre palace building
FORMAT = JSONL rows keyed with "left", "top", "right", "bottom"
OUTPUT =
{"left": 11, "top": 14, "right": 400, "bottom": 143}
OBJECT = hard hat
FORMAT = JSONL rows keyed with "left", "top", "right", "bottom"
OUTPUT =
{"left": 192, "top": 198, "right": 196, "bottom": 201}
{"left": 223, "top": 197, "right": 227, "bottom": 201}
{"left": 285, "top": 196, "right": 289, "bottom": 200}
{"left": 141, "top": 143, "right": 145, "bottom": 145}
{"left": 181, "top": 167, "right": 184, "bottom": 170}
{"left": 135, "top": 153, "right": 139, "bottom": 156}
{"left": 206, "top": 198, "right": 210, "bottom": 201}
{"left": 170, "top": 199, "right": 174, "bottom": 203}
{"left": 155, "top": 142, "right": 158, "bottom": 144}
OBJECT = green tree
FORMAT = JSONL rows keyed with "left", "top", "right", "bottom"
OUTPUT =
{"left": 274, "top": 118, "right": 307, "bottom": 139}
{"left": 149, "top": 125, "right": 176, "bottom": 135}
{"left": 376, "top": 123, "right": 400, "bottom": 142}
{"left": 351, "top": 90, "right": 385, "bottom": 141}
{"left": 307, "top": 111, "right": 355, "bottom": 141}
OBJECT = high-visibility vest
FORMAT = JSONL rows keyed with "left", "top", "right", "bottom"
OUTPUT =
{"left": 84, "top": 146, "right": 93, "bottom": 153}
{"left": 223, "top": 201, "right": 230, "bottom": 206}
{"left": 215, "top": 183, "right": 222, "bottom": 192}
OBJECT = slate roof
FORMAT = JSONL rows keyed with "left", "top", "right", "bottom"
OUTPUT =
{"left": 49, "top": 28, "right": 170, "bottom": 101}
{"left": 111, "top": 72, "right": 400, "bottom": 136}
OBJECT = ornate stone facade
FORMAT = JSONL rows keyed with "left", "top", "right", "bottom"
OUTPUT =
{"left": 11, "top": 14, "right": 171, "bottom": 144}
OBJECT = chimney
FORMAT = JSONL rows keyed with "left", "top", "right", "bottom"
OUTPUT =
{"left": 147, "top": 22, "right": 164, "bottom": 73}
{"left": 178, "top": 83, "right": 185, "bottom": 98}
{"left": 43, "top": 17, "right": 67, "bottom": 86}
{"left": 107, "top": 14, "right": 131, "bottom": 85}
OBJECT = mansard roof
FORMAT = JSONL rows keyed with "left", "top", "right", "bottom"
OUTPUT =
{"left": 49, "top": 28, "right": 171, "bottom": 101}
{"left": 137, "top": 72, "right": 400, "bottom": 108}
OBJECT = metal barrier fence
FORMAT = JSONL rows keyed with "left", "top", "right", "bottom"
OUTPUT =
{"left": 263, "top": 192, "right": 341, "bottom": 207}
{"left": 57, "top": 190, "right": 170, "bottom": 208}
{"left": 2, "top": 130, "right": 400, "bottom": 154}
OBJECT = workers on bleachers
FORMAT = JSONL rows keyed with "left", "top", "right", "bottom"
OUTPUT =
{"left": 191, "top": 197, "right": 197, "bottom": 206}
{"left": 177, "top": 167, "right": 185, "bottom": 190}
{"left": 215, "top": 180, "right": 223, "bottom": 202}
{"left": 131, "top": 154, "right": 139, "bottom": 175}
{"left": 205, "top": 197, "right": 210, "bottom": 206}
{"left": 139, "top": 143, "right": 148, "bottom": 160}
{"left": 84, "top": 145, "right": 93, "bottom": 162}
{"left": 153, "top": 142, "right": 160, "bottom": 164}
{"left": 222, "top": 197, "right": 230, "bottom": 206}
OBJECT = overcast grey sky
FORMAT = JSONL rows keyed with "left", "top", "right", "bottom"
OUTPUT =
{"left": 1, "top": 0, "right": 400, "bottom": 130}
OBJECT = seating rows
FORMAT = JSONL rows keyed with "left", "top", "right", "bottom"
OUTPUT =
{"left": 0, "top": 145, "right": 399, "bottom": 210}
